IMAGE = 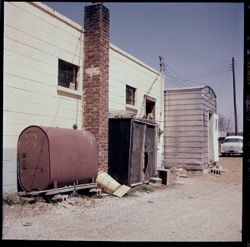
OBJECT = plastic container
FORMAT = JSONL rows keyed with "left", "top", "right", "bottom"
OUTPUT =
{"left": 96, "top": 171, "right": 121, "bottom": 193}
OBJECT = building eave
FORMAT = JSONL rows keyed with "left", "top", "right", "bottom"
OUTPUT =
{"left": 109, "top": 43, "right": 161, "bottom": 76}
{"left": 29, "top": 2, "right": 84, "bottom": 32}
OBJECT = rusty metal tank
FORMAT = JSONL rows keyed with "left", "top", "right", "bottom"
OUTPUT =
{"left": 17, "top": 125, "right": 98, "bottom": 192}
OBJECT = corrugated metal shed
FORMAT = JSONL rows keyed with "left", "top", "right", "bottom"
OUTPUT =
{"left": 163, "top": 85, "right": 217, "bottom": 170}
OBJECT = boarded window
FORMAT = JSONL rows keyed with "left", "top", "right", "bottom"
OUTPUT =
{"left": 126, "top": 85, "right": 136, "bottom": 105}
{"left": 58, "top": 59, "right": 79, "bottom": 90}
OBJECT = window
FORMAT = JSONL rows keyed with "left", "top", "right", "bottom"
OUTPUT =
{"left": 58, "top": 59, "right": 79, "bottom": 90}
{"left": 126, "top": 85, "right": 136, "bottom": 105}
{"left": 224, "top": 138, "right": 243, "bottom": 143}
{"left": 143, "top": 96, "right": 155, "bottom": 120}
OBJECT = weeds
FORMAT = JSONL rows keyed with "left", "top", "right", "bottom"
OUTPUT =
{"left": 3, "top": 195, "right": 33, "bottom": 205}
{"left": 125, "top": 184, "right": 155, "bottom": 197}
{"left": 3, "top": 197, "right": 17, "bottom": 206}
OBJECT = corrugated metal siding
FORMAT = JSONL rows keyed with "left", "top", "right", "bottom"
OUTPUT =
{"left": 201, "top": 87, "right": 216, "bottom": 166}
{"left": 164, "top": 86, "right": 216, "bottom": 170}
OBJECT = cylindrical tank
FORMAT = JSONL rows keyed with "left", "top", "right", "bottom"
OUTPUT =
{"left": 17, "top": 125, "right": 98, "bottom": 192}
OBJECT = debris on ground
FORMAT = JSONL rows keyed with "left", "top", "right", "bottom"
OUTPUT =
{"left": 2, "top": 157, "right": 242, "bottom": 241}
{"left": 89, "top": 188, "right": 102, "bottom": 197}
{"left": 96, "top": 170, "right": 121, "bottom": 193}
{"left": 125, "top": 184, "right": 156, "bottom": 197}
{"left": 113, "top": 185, "right": 131, "bottom": 197}
{"left": 96, "top": 170, "right": 131, "bottom": 197}
{"left": 209, "top": 165, "right": 227, "bottom": 176}
{"left": 178, "top": 168, "right": 188, "bottom": 178}
{"left": 22, "top": 222, "right": 32, "bottom": 227}
{"left": 173, "top": 168, "right": 188, "bottom": 178}
{"left": 51, "top": 194, "right": 68, "bottom": 203}
{"left": 149, "top": 177, "right": 162, "bottom": 186}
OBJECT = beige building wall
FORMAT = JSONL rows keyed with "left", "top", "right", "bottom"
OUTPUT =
{"left": 3, "top": 2, "right": 164, "bottom": 192}
{"left": 109, "top": 44, "right": 164, "bottom": 169}
{"left": 3, "top": 2, "right": 84, "bottom": 192}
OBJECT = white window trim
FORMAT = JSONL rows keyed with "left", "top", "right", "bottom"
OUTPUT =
{"left": 57, "top": 85, "right": 82, "bottom": 97}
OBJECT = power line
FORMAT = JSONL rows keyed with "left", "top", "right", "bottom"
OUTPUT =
{"left": 183, "top": 66, "right": 230, "bottom": 81}
{"left": 164, "top": 63, "right": 191, "bottom": 87}
{"left": 165, "top": 63, "right": 193, "bottom": 86}
{"left": 164, "top": 62, "right": 231, "bottom": 87}
{"left": 165, "top": 69, "right": 187, "bottom": 87}
{"left": 185, "top": 69, "right": 230, "bottom": 81}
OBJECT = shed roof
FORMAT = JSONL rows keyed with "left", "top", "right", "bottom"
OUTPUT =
{"left": 165, "top": 85, "right": 216, "bottom": 99}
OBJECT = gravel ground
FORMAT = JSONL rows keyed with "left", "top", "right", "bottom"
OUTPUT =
{"left": 2, "top": 157, "right": 242, "bottom": 241}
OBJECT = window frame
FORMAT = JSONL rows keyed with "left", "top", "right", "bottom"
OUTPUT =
{"left": 126, "top": 85, "right": 136, "bottom": 106}
{"left": 58, "top": 59, "right": 79, "bottom": 90}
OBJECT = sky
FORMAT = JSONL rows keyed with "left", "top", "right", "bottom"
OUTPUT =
{"left": 44, "top": 2, "right": 244, "bottom": 132}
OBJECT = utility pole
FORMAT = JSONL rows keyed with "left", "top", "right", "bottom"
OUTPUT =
{"left": 159, "top": 56, "right": 166, "bottom": 74}
{"left": 231, "top": 57, "right": 238, "bottom": 135}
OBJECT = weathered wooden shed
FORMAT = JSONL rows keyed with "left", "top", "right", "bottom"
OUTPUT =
{"left": 163, "top": 85, "right": 218, "bottom": 171}
{"left": 108, "top": 118, "right": 158, "bottom": 186}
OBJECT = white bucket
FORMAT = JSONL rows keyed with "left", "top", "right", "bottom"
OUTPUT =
{"left": 96, "top": 171, "right": 121, "bottom": 194}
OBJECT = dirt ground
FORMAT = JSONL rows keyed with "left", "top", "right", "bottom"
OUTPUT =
{"left": 2, "top": 157, "right": 242, "bottom": 241}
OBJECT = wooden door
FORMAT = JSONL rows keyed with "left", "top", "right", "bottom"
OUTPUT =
{"left": 129, "top": 121, "right": 145, "bottom": 185}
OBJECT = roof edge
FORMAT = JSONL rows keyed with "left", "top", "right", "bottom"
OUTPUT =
{"left": 29, "top": 2, "right": 84, "bottom": 32}
{"left": 165, "top": 85, "right": 216, "bottom": 98}
{"left": 29, "top": 2, "right": 162, "bottom": 76}
{"left": 110, "top": 43, "right": 161, "bottom": 76}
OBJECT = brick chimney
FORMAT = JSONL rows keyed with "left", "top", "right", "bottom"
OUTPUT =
{"left": 83, "top": 3, "right": 109, "bottom": 170}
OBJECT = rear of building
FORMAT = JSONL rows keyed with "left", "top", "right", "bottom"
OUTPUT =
{"left": 163, "top": 86, "right": 218, "bottom": 171}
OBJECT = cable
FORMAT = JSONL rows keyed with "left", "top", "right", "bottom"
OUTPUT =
{"left": 183, "top": 66, "right": 230, "bottom": 81}
{"left": 52, "top": 2, "right": 85, "bottom": 129}
{"left": 165, "top": 68, "right": 189, "bottom": 87}
{"left": 165, "top": 63, "right": 192, "bottom": 86}
{"left": 163, "top": 60, "right": 232, "bottom": 91}
{"left": 138, "top": 75, "right": 159, "bottom": 117}
{"left": 164, "top": 60, "right": 231, "bottom": 85}
{"left": 74, "top": 5, "right": 85, "bottom": 129}
{"left": 184, "top": 69, "right": 230, "bottom": 82}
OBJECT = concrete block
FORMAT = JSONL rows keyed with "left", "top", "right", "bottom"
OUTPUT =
{"left": 157, "top": 168, "right": 173, "bottom": 186}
